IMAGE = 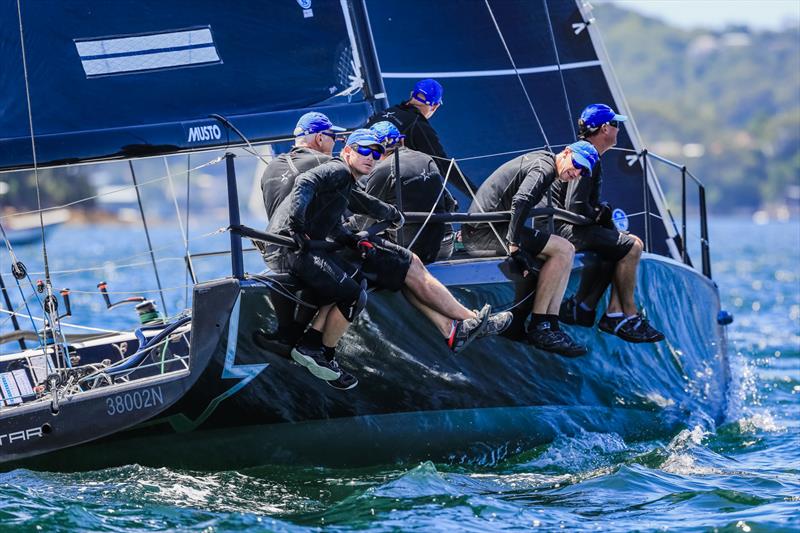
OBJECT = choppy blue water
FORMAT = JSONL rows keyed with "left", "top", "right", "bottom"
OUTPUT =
{"left": 1, "top": 217, "right": 798, "bottom": 531}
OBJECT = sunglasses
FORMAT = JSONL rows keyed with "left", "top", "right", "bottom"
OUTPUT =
{"left": 572, "top": 159, "right": 590, "bottom": 178}
{"left": 319, "top": 131, "right": 337, "bottom": 140}
{"left": 354, "top": 145, "right": 382, "bottom": 160}
{"left": 607, "top": 120, "right": 620, "bottom": 128}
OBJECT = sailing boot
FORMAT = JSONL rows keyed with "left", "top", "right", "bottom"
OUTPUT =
{"left": 559, "top": 296, "right": 596, "bottom": 327}
{"left": 291, "top": 342, "right": 342, "bottom": 381}
{"left": 448, "top": 304, "right": 491, "bottom": 353}
{"left": 599, "top": 313, "right": 665, "bottom": 343}
{"left": 527, "top": 322, "right": 587, "bottom": 357}
{"left": 477, "top": 311, "right": 514, "bottom": 339}
{"left": 323, "top": 347, "right": 359, "bottom": 391}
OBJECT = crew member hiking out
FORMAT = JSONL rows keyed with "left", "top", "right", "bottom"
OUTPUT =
{"left": 555, "top": 104, "right": 665, "bottom": 343}
{"left": 360, "top": 121, "right": 457, "bottom": 263}
{"left": 257, "top": 112, "right": 343, "bottom": 347}
{"left": 462, "top": 142, "right": 601, "bottom": 357}
{"left": 365, "top": 78, "right": 473, "bottom": 196}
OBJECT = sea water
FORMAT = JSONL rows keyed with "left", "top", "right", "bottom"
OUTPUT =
{"left": 0, "top": 217, "right": 798, "bottom": 531}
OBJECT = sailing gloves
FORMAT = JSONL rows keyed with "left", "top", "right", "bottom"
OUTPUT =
{"left": 595, "top": 202, "right": 614, "bottom": 229}
{"left": 510, "top": 248, "right": 538, "bottom": 278}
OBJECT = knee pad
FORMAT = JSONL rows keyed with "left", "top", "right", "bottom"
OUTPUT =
{"left": 337, "top": 279, "right": 368, "bottom": 322}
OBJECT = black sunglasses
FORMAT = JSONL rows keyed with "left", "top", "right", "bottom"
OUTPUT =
{"left": 319, "top": 131, "right": 337, "bottom": 140}
{"left": 572, "top": 159, "right": 591, "bottom": 178}
{"left": 354, "top": 145, "right": 382, "bottom": 160}
{"left": 607, "top": 120, "right": 620, "bottom": 128}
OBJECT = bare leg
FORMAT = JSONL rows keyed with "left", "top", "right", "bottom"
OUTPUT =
{"left": 532, "top": 236, "right": 574, "bottom": 314}
{"left": 608, "top": 236, "right": 643, "bottom": 316}
{"left": 402, "top": 255, "right": 474, "bottom": 321}
{"left": 321, "top": 307, "right": 351, "bottom": 347}
{"left": 310, "top": 304, "right": 333, "bottom": 332}
{"left": 404, "top": 289, "right": 452, "bottom": 337}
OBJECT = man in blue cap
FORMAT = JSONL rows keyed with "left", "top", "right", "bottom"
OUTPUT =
{"left": 264, "top": 129, "right": 400, "bottom": 389}
{"left": 362, "top": 121, "right": 457, "bottom": 263}
{"left": 365, "top": 79, "right": 472, "bottom": 196}
{"left": 462, "top": 142, "right": 601, "bottom": 357}
{"left": 261, "top": 111, "right": 344, "bottom": 221}
{"left": 554, "top": 104, "right": 664, "bottom": 343}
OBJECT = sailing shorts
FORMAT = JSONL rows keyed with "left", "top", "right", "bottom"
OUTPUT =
{"left": 557, "top": 223, "right": 635, "bottom": 262}
{"left": 342, "top": 235, "right": 412, "bottom": 292}
{"left": 265, "top": 249, "right": 362, "bottom": 308}
{"left": 462, "top": 225, "right": 551, "bottom": 257}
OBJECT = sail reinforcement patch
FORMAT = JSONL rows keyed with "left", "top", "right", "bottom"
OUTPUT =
{"left": 75, "top": 27, "right": 220, "bottom": 77}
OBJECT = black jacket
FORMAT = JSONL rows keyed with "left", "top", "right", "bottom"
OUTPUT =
{"left": 464, "top": 151, "right": 558, "bottom": 245}
{"left": 267, "top": 158, "right": 398, "bottom": 245}
{"left": 261, "top": 146, "right": 331, "bottom": 220}
{"left": 366, "top": 102, "right": 472, "bottom": 195}
{"left": 358, "top": 147, "right": 456, "bottom": 262}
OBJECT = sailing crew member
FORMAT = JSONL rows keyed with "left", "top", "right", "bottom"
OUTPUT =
{"left": 365, "top": 79, "right": 472, "bottom": 195}
{"left": 257, "top": 112, "right": 342, "bottom": 348}
{"left": 264, "top": 130, "right": 507, "bottom": 389}
{"left": 554, "top": 104, "right": 664, "bottom": 343}
{"left": 461, "top": 142, "right": 601, "bottom": 357}
{"left": 261, "top": 111, "right": 342, "bottom": 221}
{"left": 360, "top": 121, "right": 457, "bottom": 263}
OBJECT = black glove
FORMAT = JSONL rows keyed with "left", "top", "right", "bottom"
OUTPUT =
{"left": 510, "top": 247, "right": 537, "bottom": 278}
{"left": 289, "top": 231, "right": 309, "bottom": 253}
{"left": 595, "top": 202, "right": 614, "bottom": 229}
{"left": 356, "top": 238, "right": 376, "bottom": 260}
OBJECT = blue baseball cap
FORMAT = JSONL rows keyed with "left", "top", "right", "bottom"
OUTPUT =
{"left": 579, "top": 104, "right": 628, "bottom": 129}
{"left": 346, "top": 129, "right": 385, "bottom": 153}
{"left": 293, "top": 112, "right": 346, "bottom": 136}
{"left": 568, "top": 141, "right": 599, "bottom": 174}
{"left": 370, "top": 121, "right": 405, "bottom": 147}
{"left": 411, "top": 78, "right": 443, "bottom": 106}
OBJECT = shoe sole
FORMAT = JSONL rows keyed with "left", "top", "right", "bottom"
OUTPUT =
{"left": 327, "top": 377, "right": 359, "bottom": 391}
{"left": 290, "top": 348, "right": 341, "bottom": 381}
{"left": 598, "top": 324, "right": 664, "bottom": 343}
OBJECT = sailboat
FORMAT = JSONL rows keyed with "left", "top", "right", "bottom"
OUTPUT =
{"left": 1, "top": 0, "right": 730, "bottom": 470}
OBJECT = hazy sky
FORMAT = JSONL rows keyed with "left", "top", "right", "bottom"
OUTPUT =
{"left": 598, "top": 0, "right": 800, "bottom": 30}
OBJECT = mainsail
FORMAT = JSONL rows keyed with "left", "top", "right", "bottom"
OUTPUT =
{"left": 0, "top": 0, "right": 374, "bottom": 170}
{"left": 367, "top": 0, "right": 677, "bottom": 257}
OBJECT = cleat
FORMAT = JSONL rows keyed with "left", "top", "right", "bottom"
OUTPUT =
{"left": 598, "top": 313, "right": 664, "bottom": 343}
{"left": 527, "top": 324, "right": 587, "bottom": 357}
{"left": 448, "top": 304, "right": 490, "bottom": 353}
{"left": 290, "top": 344, "right": 342, "bottom": 381}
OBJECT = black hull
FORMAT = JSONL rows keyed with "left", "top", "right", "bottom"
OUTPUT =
{"left": 12, "top": 254, "right": 730, "bottom": 470}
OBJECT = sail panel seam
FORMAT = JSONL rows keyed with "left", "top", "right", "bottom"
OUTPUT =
{"left": 381, "top": 60, "right": 601, "bottom": 79}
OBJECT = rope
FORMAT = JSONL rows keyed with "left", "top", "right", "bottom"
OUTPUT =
{"left": 0, "top": 307, "right": 124, "bottom": 334}
{"left": 484, "top": 0, "right": 553, "bottom": 152}
{"left": 0, "top": 155, "right": 224, "bottom": 222}
{"left": 164, "top": 157, "right": 197, "bottom": 293}
{"left": 128, "top": 161, "right": 169, "bottom": 315}
{"left": 184, "top": 153, "right": 193, "bottom": 303}
{"left": 541, "top": 0, "right": 576, "bottom": 140}
{"left": 406, "top": 158, "right": 454, "bottom": 250}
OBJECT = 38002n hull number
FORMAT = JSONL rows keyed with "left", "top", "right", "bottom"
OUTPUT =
{"left": 106, "top": 387, "right": 164, "bottom": 416}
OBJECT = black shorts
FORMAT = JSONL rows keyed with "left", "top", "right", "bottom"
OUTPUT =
{"left": 462, "top": 225, "right": 551, "bottom": 257}
{"left": 265, "top": 249, "right": 361, "bottom": 307}
{"left": 357, "top": 236, "right": 413, "bottom": 292}
{"left": 557, "top": 223, "right": 635, "bottom": 262}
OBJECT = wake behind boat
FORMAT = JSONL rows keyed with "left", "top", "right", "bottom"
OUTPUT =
{"left": 1, "top": 0, "right": 731, "bottom": 470}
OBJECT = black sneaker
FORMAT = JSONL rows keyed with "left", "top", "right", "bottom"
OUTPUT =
{"left": 448, "top": 304, "right": 490, "bottom": 353}
{"left": 327, "top": 362, "right": 359, "bottom": 391}
{"left": 290, "top": 344, "right": 342, "bottom": 381}
{"left": 598, "top": 313, "right": 665, "bottom": 343}
{"left": 527, "top": 324, "right": 588, "bottom": 357}
{"left": 478, "top": 311, "right": 514, "bottom": 338}
{"left": 559, "top": 296, "right": 596, "bottom": 327}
